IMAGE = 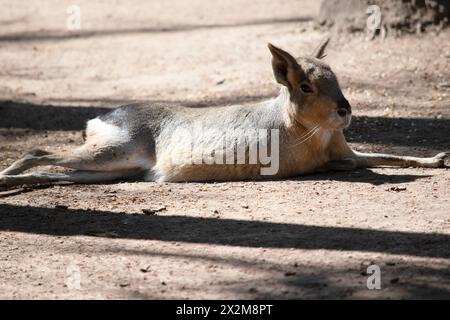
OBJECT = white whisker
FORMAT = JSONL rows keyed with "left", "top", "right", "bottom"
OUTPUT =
{"left": 290, "top": 126, "right": 321, "bottom": 148}
{"left": 294, "top": 124, "right": 318, "bottom": 142}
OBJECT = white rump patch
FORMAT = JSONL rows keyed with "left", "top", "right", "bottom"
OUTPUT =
{"left": 85, "top": 118, "right": 130, "bottom": 146}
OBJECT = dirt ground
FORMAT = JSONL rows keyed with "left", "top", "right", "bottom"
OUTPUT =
{"left": 0, "top": 0, "right": 449, "bottom": 299}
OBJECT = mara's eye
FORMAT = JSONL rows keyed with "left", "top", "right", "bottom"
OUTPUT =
{"left": 300, "top": 83, "right": 313, "bottom": 94}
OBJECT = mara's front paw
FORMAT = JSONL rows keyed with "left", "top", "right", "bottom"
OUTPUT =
{"left": 429, "top": 152, "right": 448, "bottom": 168}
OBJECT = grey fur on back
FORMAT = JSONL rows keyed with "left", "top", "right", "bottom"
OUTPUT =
{"left": 97, "top": 92, "right": 290, "bottom": 156}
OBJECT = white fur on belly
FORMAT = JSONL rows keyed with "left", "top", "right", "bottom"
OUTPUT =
{"left": 85, "top": 118, "right": 130, "bottom": 146}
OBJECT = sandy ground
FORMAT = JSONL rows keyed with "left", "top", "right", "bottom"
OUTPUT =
{"left": 0, "top": 0, "right": 449, "bottom": 299}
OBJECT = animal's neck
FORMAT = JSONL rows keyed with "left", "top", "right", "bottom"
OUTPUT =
{"left": 269, "top": 87, "right": 305, "bottom": 130}
{"left": 269, "top": 87, "right": 332, "bottom": 150}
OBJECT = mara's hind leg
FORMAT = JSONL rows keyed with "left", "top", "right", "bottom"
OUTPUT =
{"left": 0, "top": 144, "right": 152, "bottom": 176}
{"left": 0, "top": 149, "right": 54, "bottom": 176}
{"left": 353, "top": 151, "right": 448, "bottom": 168}
{"left": 0, "top": 170, "right": 141, "bottom": 189}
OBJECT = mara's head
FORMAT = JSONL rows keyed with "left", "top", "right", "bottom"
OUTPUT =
{"left": 268, "top": 39, "right": 351, "bottom": 130}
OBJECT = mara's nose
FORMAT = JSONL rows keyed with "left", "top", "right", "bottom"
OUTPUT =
{"left": 337, "top": 98, "right": 352, "bottom": 117}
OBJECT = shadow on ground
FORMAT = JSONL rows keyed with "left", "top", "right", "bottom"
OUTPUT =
{"left": 239, "top": 263, "right": 450, "bottom": 299}
{"left": 346, "top": 116, "right": 450, "bottom": 151}
{"left": 0, "top": 16, "right": 311, "bottom": 43}
{"left": 1, "top": 203, "right": 450, "bottom": 298}
{"left": 0, "top": 204, "right": 449, "bottom": 259}
{"left": 82, "top": 244, "right": 450, "bottom": 299}
{"left": 295, "top": 169, "right": 431, "bottom": 186}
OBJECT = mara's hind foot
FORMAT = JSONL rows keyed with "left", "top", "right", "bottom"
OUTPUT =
{"left": 0, "top": 142, "right": 153, "bottom": 189}
{"left": 0, "top": 148, "right": 53, "bottom": 176}
{"left": 0, "top": 170, "right": 142, "bottom": 190}
{"left": 428, "top": 152, "right": 449, "bottom": 168}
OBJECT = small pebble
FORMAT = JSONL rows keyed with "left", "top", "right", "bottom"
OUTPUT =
{"left": 387, "top": 186, "right": 407, "bottom": 192}
{"left": 390, "top": 277, "right": 400, "bottom": 284}
{"left": 142, "top": 206, "right": 167, "bottom": 215}
{"left": 140, "top": 266, "right": 151, "bottom": 273}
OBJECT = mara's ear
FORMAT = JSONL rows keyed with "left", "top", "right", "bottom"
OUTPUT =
{"left": 268, "top": 43, "right": 305, "bottom": 91}
{"left": 312, "top": 38, "right": 330, "bottom": 59}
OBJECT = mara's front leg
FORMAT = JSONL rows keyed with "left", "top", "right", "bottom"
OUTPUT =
{"left": 320, "top": 151, "right": 448, "bottom": 172}
{"left": 353, "top": 151, "right": 448, "bottom": 169}
{"left": 320, "top": 132, "right": 448, "bottom": 171}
